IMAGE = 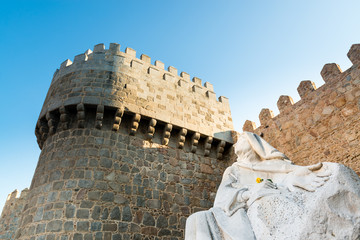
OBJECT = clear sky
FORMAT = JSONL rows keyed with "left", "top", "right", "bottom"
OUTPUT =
{"left": 1, "top": 0, "right": 360, "bottom": 209}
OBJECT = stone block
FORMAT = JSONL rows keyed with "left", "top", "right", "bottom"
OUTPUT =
{"left": 142, "top": 212, "right": 155, "bottom": 226}
{"left": 95, "top": 233, "right": 102, "bottom": 240}
{"left": 122, "top": 206, "right": 132, "bottom": 222}
{"left": 101, "top": 208, "right": 109, "bottom": 220}
{"left": 243, "top": 120, "right": 256, "bottom": 132}
{"left": 140, "top": 54, "right": 151, "bottom": 64}
{"left": 109, "top": 43, "right": 120, "bottom": 54}
{"left": 103, "top": 223, "right": 117, "bottom": 231}
{"left": 146, "top": 199, "right": 161, "bottom": 209}
{"left": 78, "top": 180, "right": 94, "bottom": 189}
{"left": 76, "top": 209, "right": 90, "bottom": 219}
{"left": 297, "top": 80, "right": 316, "bottom": 99}
{"left": 180, "top": 72, "right": 190, "bottom": 81}
{"left": 73, "top": 233, "right": 83, "bottom": 240}
{"left": 118, "top": 222, "right": 128, "bottom": 232}
{"left": 204, "top": 82, "right": 214, "bottom": 91}
{"left": 141, "top": 227, "right": 157, "bottom": 236}
{"left": 65, "top": 204, "right": 75, "bottom": 218}
{"left": 101, "top": 192, "right": 114, "bottom": 202}
{"left": 65, "top": 180, "right": 77, "bottom": 189}
{"left": 110, "top": 207, "right": 121, "bottom": 220}
{"left": 277, "top": 95, "right": 294, "bottom": 113}
{"left": 64, "top": 221, "right": 74, "bottom": 232}
{"left": 158, "top": 229, "right": 171, "bottom": 236}
{"left": 77, "top": 221, "right": 90, "bottom": 231}
{"left": 156, "top": 215, "right": 168, "bottom": 228}
{"left": 91, "top": 206, "right": 101, "bottom": 220}
{"left": 43, "top": 211, "right": 54, "bottom": 220}
{"left": 259, "top": 108, "right": 274, "bottom": 126}
{"left": 46, "top": 234, "right": 55, "bottom": 240}
{"left": 91, "top": 222, "right": 102, "bottom": 231}
{"left": 178, "top": 79, "right": 189, "bottom": 88}
{"left": 321, "top": 63, "right": 342, "bottom": 83}
{"left": 192, "top": 77, "right": 202, "bottom": 85}
{"left": 36, "top": 223, "right": 46, "bottom": 234}
{"left": 192, "top": 85, "right": 202, "bottom": 92}
{"left": 155, "top": 60, "right": 164, "bottom": 69}
{"left": 46, "top": 220, "right": 62, "bottom": 232}
{"left": 74, "top": 54, "right": 87, "bottom": 63}
{"left": 84, "top": 234, "right": 92, "bottom": 240}
{"left": 100, "top": 158, "right": 113, "bottom": 168}
{"left": 148, "top": 66, "right": 160, "bottom": 76}
{"left": 34, "top": 207, "right": 44, "bottom": 222}
{"left": 80, "top": 201, "right": 94, "bottom": 208}
{"left": 125, "top": 47, "right": 136, "bottom": 57}
{"left": 347, "top": 44, "right": 360, "bottom": 64}
{"left": 131, "top": 59, "right": 143, "bottom": 69}
{"left": 112, "top": 234, "right": 121, "bottom": 240}
{"left": 60, "top": 59, "right": 73, "bottom": 70}
{"left": 219, "top": 96, "right": 229, "bottom": 105}
{"left": 163, "top": 73, "right": 174, "bottom": 81}
{"left": 93, "top": 44, "right": 105, "bottom": 53}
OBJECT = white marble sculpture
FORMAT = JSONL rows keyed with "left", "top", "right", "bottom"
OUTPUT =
{"left": 185, "top": 132, "right": 360, "bottom": 240}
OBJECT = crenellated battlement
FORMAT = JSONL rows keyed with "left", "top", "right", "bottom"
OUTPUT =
{"left": 11, "top": 42, "right": 360, "bottom": 240}
{"left": 243, "top": 43, "right": 360, "bottom": 173}
{"left": 0, "top": 188, "right": 29, "bottom": 240}
{"left": 39, "top": 43, "right": 233, "bottom": 148}
{"left": 243, "top": 43, "right": 360, "bottom": 131}
{"left": 51, "top": 43, "right": 228, "bottom": 107}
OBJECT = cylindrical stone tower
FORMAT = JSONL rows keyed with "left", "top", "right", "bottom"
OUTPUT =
{"left": 16, "top": 43, "right": 234, "bottom": 240}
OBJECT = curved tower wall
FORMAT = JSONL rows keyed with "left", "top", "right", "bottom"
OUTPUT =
{"left": 16, "top": 43, "right": 235, "bottom": 240}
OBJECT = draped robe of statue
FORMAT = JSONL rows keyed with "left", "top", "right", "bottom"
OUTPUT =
{"left": 185, "top": 132, "right": 330, "bottom": 240}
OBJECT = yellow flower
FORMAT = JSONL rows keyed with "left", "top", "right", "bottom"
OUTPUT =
{"left": 256, "top": 178, "right": 263, "bottom": 183}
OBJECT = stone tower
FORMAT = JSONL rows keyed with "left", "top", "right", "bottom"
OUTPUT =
{"left": 15, "top": 43, "right": 234, "bottom": 240}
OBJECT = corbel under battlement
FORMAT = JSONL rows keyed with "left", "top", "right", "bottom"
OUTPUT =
{"left": 35, "top": 104, "right": 233, "bottom": 159}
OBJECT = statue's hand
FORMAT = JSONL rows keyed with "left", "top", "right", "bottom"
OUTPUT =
{"left": 242, "top": 180, "right": 278, "bottom": 206}
{"left": 284, "top": 163, "right": 331, "bottom": 192}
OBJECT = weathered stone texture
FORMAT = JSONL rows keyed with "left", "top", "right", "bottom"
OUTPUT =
{"left": 37, "top": 43, "right": 233, "bottom": 144}
{"left": 15, "top": 127, "right": 229, "bottom": 239}
{"left": 3, "top": 42, "right": 360, "bottom": 239}
{"left": 0, "top": 189, "right": 28, "bottom": 240}
{"left": 244, "top": 44, "right": 360, "bottom": 174}
{"left": 1, "top": 43, "right": 237, "bottom": 240}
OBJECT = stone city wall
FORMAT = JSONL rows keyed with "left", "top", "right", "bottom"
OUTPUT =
{"left": 243, "top": 44, "right": 360, "bottom": 174}
{"left": 4, "top": 42, "right": 360, "bottom": 240}
{"left": 0, "top": 189, "right": 28, "bottom": 240}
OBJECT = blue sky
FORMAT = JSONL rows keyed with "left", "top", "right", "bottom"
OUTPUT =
{"left": 1, "top": 0, "right": 360, "bottom": 209}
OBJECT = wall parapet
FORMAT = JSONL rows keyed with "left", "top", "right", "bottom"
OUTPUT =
{"left": 40, "top": 43, "right": 233, "bottom": 144}
{"left": 242, "top": 43, "right": 360, "bottom": 173}
{"left": 243, "top": 43, "right": 360, "bottom": 132}
{"left": 52, "top": 43, "right": 229, "bottom": 107}
{"left": 0, "top": 189, "right": 29, "bottom": 240}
